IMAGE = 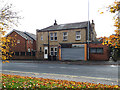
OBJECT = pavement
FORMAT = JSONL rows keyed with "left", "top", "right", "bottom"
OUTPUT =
{"left": 8, "top": 59, "right": 120, "bottom": 65}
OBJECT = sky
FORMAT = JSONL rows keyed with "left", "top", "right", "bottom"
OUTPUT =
{"left": 1, "top": 0, "right": 116, "bottom": 37}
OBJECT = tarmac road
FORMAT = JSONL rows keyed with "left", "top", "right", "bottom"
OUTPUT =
{"left": 1, "top": 62, "right": 119, "bottom": 85}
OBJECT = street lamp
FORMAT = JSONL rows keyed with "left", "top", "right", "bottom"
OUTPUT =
{"left": 87, "top": 0, "right": 90, "bottom": 60}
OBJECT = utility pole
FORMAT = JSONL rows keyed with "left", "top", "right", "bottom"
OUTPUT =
{"left": 87, "top": 0, "right": 90, "bottom": 60}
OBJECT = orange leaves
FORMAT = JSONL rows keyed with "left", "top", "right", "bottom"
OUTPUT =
{"left": 1, "top": 73, "right": 120, "bottom": 89}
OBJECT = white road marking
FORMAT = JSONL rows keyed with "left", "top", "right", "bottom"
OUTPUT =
{"left": 2, "top": 70, "right": 117, "bottom": 81}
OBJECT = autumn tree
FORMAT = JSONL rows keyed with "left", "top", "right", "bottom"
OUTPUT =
{"left": 0, "top": 3, "right": 20, "bottom": 62}
{"left": 101, "top": 0, "right": 120, "bottom": 60}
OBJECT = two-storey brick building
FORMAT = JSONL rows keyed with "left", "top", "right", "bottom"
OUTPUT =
{"left": 6, "top": 29, "right": 36, "bottom": 59}
{"left": 36, "top": 20, "right": 97, "bottom": 60}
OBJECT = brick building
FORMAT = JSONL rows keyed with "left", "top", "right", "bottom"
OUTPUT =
{"left": 89, "top": 42, "right": 109, "bottom": 60}
{"left": 36, "top": 20, "right": 97, "bottom": 60}
{"left": 5, "top": 29, "right": 36, "bottom": 59}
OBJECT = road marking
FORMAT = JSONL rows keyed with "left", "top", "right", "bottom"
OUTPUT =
{"left": 2, "top": 70, "right": 117, "bottom": 81}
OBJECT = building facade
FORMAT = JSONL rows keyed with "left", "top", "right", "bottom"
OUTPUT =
{"left": 36, "top": 20, "right": 97, "bottom": 60}
{"left": 89, "top": 42, "right": 109, "bottom": 60}
{"left": 5, "top": 29, "right": 36, "bottom": 59}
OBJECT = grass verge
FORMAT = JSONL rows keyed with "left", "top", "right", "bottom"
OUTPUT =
{"left": 1, "top": 74, "right": 120, "bottom": 89}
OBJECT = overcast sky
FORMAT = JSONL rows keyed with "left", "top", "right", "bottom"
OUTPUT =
{"left": 1, "top": 0, "right": 116, "bottom": 37}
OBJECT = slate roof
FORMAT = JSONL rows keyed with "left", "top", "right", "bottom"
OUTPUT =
{"left": 38, "top": 21, "right": 90, "bottom": 32}
{"left": 6, "top": 29, "right": 36, "bottom": 41}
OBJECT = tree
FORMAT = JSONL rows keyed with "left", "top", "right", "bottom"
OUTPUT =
{"left": 0, "top": 3, "right": 21, "bottom": 62}
{"left": 101, "top": 0, "right": 120, "bottom": 60}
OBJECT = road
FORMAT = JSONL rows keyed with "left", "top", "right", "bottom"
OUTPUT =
{"left": 1, "top": 62, "right": 119, "bottom": 85}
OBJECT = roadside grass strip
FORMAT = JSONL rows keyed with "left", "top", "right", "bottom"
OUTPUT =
{"left": 1, "top": 74, "right": 120, "bottom": 89}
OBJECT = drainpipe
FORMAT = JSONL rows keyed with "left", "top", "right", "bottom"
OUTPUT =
{"left": 48, "top": 31, "right": 50, "bottom": 60}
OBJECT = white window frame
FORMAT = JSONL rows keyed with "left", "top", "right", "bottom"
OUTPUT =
{"left": 76, "top": 31, "right": 81, "bottom": 40}
{"left": 54, "top": 32, "right": 57, "bottom": 41}
{"left": 54, "top": 47, "right": 57, "bottom": 56}
{"left": 28, "top": 48, "right": 30, "bottom": 52}
{"left": 17, "top": 40, "right": 20, "bottom": 44}
{"left": 50, "top": 47, "right": 54, "bottom": 56}
{"left": 50, "top": 33, "right": 54, "bottom": 41}
{"left": 41, "top": 36, "right": 43, "bottom": 40}
{"left": 63, "top": 32, "right": 68, "bottom": 41}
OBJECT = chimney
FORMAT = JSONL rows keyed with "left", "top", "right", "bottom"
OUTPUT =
{"left": 54, "top": 20, "right": 57, "bottom": 25}
{"left": 92, "top": 20, "right": 94, "bottom": 25}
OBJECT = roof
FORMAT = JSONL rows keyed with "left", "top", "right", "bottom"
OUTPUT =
{"left": 37, "top": 21, "right": 90, "bottom": 32}
{"left": 5, "top": 29, "right": 36, "bottom": 41}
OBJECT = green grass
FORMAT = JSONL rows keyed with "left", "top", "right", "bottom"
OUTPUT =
{"left": 1, "top": 74, "right": 120, "bottom": 89}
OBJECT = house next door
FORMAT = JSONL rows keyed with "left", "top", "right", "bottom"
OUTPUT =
{"left": 44, "top": 47, "right": 48, "bottom": 59}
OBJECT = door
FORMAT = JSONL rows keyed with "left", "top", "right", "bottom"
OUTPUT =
{"left": 44, "top": 47, "right": 48, "bottom": 59}
{"left": 61, "top": 47, "right": 85, "bottom": 60}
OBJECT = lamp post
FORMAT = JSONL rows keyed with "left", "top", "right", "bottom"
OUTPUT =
{"left": 87, "top": 0, "right": 90, "bottom": 60}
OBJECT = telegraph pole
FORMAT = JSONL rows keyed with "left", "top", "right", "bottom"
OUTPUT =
{"left": 87, "top": 0, "right": 90, "bottom": 60}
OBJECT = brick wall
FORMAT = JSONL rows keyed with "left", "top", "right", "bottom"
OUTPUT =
{"left": 7, "top": 31, "right": 36, "bottom": 59}
{"left": 89, "top": 43, "right": 109, "bottom": 60}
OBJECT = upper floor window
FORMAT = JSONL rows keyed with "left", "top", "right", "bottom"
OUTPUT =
{"left": 50, "top": 33, "right": 53, "bottom": 41}
{"left": 50, "top": 32, "right": 57, "bottom": 41}
{"left": 31, "top": 40, "right": 33, "bottom": 44}
{"left": 54, "top": 32, "right": 57, "bottom": 41}
{"left": 76, "top": 31, "right": 81, "bottom": 40}
{"left": 41, "top": 36, "right": 43, "bottom": 40}
{"left": 63, "top": 32, "right": 68, "bottom": 41}
{"left": 28, "top": 40, "right": 29, "bottom": 44}
{"left": 17, "top": 40, "right": 20, "bottom": 44}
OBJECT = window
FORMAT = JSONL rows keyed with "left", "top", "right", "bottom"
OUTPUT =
{"left": 26, "top": 52, "right": 31, "bottom": 56}
{"left": 54, "top": 32, "right": 57, "bottom": 41}
{"left": 50, "top": 47, "right": 54, "bottom": 56}
{"left": 28, "top": 48, "right": 30, "bottom": 52}
{"left": 41, "top": 36, "right": 43, "bottom": 40}
{"left": 31, "top": 40, "right": 33, "bottom": 44}
{"left": 97, "top": 48, "right": 103, "bottom": 53}
{"left": 54, "top": 47, "right": 57, "bottom": 56}
{"left": 21, "top": 52, "right": 25, "bottom": 56}
{"left": 76, "top": 31, "right": 81, "bottom": 40}
{"left": 17, "top": 40, "right": 20, "bottom": 44}
{"left": 40, "top": 47, "right": 42, "bottom": 52}
{"left": 15, "top": 52, "right": 19, "bottom": 56}
{"left": 32, "top": 52, "right": 35, "bottom": 56}
{"left": 50, "top": 33, "right": 53, "bottom": 41}
{"left": 28, "top": 40, "right": 29, "bottom": 44}
{"left": 63, "top": 32, "right": 68, "bottom": 41}
{"left": 90, "top": 48, "right": 103, "bottom": 54}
